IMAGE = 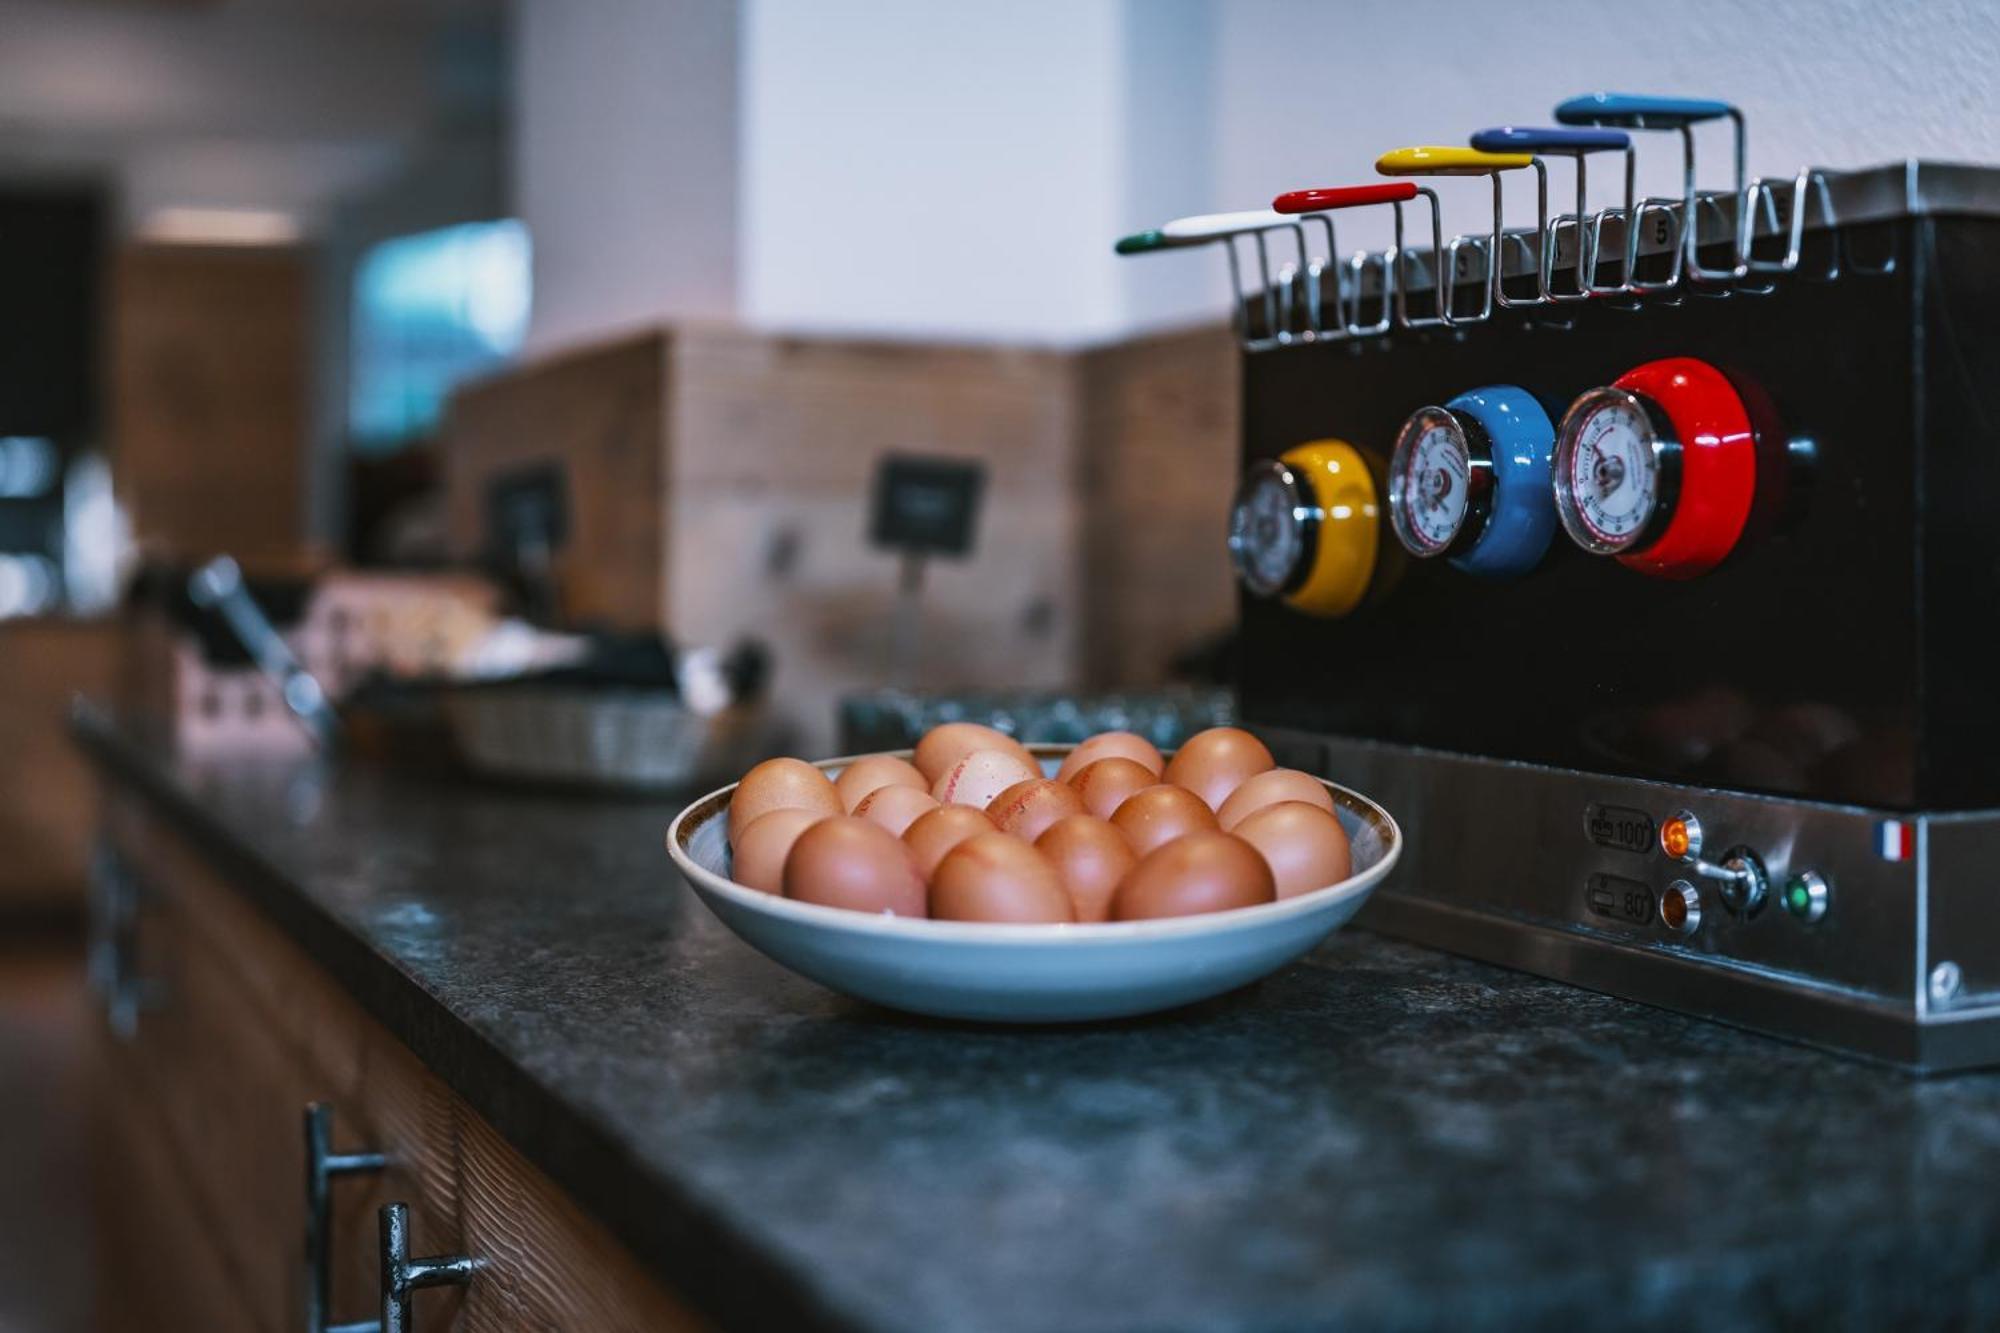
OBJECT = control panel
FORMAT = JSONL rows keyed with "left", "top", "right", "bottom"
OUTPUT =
{"left": 1267, "top": 727, "right": 1924, "bottom": 1009}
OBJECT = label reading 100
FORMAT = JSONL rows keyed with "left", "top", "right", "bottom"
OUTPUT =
{"left": 1585, "top": 803, "right": 1655, "bottom": 856}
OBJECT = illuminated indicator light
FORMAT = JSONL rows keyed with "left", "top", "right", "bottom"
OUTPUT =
{"left": 1783, "top": 871, "right": 1829, "bottom": 923}
{"left": 1659, "top": 810, "right": 1701, "bottom": 861}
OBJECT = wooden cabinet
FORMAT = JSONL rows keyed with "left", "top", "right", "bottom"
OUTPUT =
{"left": 0, "top": 618, "right": 119, "bottom": 913}
{"left": 92, "top": 791, "right": 703, "bottom": 1332}
{"left": 109, "top": 243, "right": 319, "bottom": 572}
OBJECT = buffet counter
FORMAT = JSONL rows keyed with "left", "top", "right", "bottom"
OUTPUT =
{"left": 72, "top": 708, "right": 2000, "bottom": 1332}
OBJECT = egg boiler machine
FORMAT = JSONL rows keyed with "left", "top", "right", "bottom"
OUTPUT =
{"left": 1121, "top": 94, "right": 2000, "bottom": 1071}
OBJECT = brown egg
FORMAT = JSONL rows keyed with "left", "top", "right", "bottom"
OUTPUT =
{"left": 1054, "top": 731, "right": 1164, "bottom": 783}
{"left": 1162, "top": 727, "right": 1276, "bottom": 811}
{"left": 1216, "top": 768, "right": 1337, "bottom": 831}
{"left": 930, "top": 832, "right": 1075, "bottom": 923}
{"left": 987, "top": 778, "right": 1085, "bottom": 843}
{"left": 903, "top": 804, "right": 997, "bottom": 879}
{"left": 1109, "top": 783, "right": 1219, "bottom": 857}
{"left": 782, "top": 816, "right": 927, "bottom": 916}
{"left": 730, "top": 807, "right": 829, "bottom": 893}
{"left": 1233, "top": 801, "right": 1351, "bottom": 900}
{"left": 1068, "top": 757, "right": 1159, "bottom": 821}
{"left": 1035, "top": 815, "right": 1135, "bottom": 923}
{"left": 1111, "top": 831, "right": 1276, "bottom": 921}
{"left": 835, "top": 754, "right": 930, "bottom": 811}
{"left": 851, "top": 784, "right": 941, "bottom": 837}
{"left": 729, "top": 757, "right": 844, "bottom": 847}
{"left": 913, "top": 722, "right": 1037, "bottom": 783}
{"left": 933, "top": 748, "right": 1040, "bottom": 809}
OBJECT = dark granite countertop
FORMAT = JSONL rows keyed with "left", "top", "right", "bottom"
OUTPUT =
{"left": 74, "top": 711, "right": 2000, "bottom": 1333}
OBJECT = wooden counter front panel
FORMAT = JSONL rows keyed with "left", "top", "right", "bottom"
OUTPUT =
{"left": 99, "top": 793, "right": 702, "bottom": 1331}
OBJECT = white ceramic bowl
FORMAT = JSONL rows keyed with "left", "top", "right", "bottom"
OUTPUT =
{"left": 665, "top": 749, "right": 1401, "bottom": 1023}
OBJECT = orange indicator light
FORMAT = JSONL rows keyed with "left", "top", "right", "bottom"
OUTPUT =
{"left": 1661, "top": 889, "right": 1688, "bottom": 931}
{"left": 1661, "top": 818, "right": 1692, "bottom": 860}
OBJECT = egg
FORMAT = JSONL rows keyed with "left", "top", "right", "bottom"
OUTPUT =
{"left": 902, "top": 804, "right": 997, "bottom": 879}
{"left": 1232, "top": 801, "right": 1351, "bottom": 899}
{"left": 933, "top": 748, "right": 1040, "bottom": 810}
{"left": 730, "top": 807, "right": 830, "bottom": 893}
{"left": 1110, "top": 831, "right": 1276, "bottom": 921}
{"left": 1162, "top": 727, "right": 1276, "bottom": 811}
{"left": 851, "top": 784, "right": 941, "bottom": 837}
{"left": 835, "top": 754, "right": 930, "bottom": 811}
{"left": 930, "top": 832, "right": 1075, "bottom": 923}
{"left": 913, "top": 722, "right": 1037, "bottom": 783}
{"left": 782, "top": 816, "right": 928, "bottom": 916}
{"left": 1068, "top": 757, "right": 1159, "bottom": 821}
{"left": 987, "top": 778, "right": 1085, "bottom": 843}
{"left": 729, "top": 757, "right": 844, "bottom": 847}
{"left": 1216, "top": 768, "right": 1337, "bottom": 831}
{"left": 1109, "top": 784, "right": 1218, "bottom": 857}
{"left": 1034, "top": 815, "right": 1135, "bottom": 923}
{"left": 1054, "top": 731, "right": 1164, "bottom": 783}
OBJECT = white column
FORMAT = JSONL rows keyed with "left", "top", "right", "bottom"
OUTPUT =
{"left": 513, "top": 0, "right": 740, "bottom": 355}
{"left": 740, "top": 0, "right": 1223, "bottom": 343}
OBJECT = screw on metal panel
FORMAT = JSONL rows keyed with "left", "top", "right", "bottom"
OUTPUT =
{"left": 1929, "top": 961, "right": 1964, "bottom": 1008}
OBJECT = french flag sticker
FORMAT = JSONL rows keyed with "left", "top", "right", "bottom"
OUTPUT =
{"left": 1876, "top": 820, "right": 1914, "bottom": 863}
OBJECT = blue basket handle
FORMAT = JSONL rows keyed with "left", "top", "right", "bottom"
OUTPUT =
{"left": 1470, "top": 125, "right": 1631, "bottom": 155}
{"left": 1553, "top": 93, "right": 1736, "bottom": 130}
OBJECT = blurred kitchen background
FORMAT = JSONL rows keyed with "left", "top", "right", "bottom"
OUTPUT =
{"left": 1, "top": 0, "right": 1997, "bottom": 1325}
{"left": 7, "top": 0, "right": 1997, "bottom": 909}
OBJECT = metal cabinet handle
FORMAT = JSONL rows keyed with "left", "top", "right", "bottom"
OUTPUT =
{"left": 87, "top": 842, "right": 164, "bottom": 1039}
{"left": 378, "top": 1202, "right": 474, "bottom": 1333}
{"left": 304, "top": 1103, "right": 387, "bottom": 1333}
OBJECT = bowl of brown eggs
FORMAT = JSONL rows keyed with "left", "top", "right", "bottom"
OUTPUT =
{"left": 664, "top": 724, "right": 1400, "bottom": 1022}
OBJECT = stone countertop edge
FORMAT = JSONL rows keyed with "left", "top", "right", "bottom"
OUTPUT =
{"left": 71, "top": 708, "right": 863, "bottom": 1333}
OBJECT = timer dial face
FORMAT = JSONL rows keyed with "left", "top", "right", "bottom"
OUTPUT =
{"left": 1389, "top": 407, "right": 1473, "bottom": 556}
{"left": 1228, "top": 461, "right": 1313, "bottom": 597}
{"left": 1554, "top": 387, "right": 1670, "bottom": 555}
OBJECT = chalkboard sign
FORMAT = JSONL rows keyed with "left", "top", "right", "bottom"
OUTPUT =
{"left": 486, "top": 462, "right": 570, "bottom": 564}
{"left": 869, "top": 454, "right": 985, "bottom": 557}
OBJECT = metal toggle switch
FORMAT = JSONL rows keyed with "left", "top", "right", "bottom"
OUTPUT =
{"left": 1697, "top": 845, "right": 1768, "bottom": 916}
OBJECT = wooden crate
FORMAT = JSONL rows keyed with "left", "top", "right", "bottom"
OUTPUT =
{"left": 443, "top": 328, "right": 1093, "bottom": 754}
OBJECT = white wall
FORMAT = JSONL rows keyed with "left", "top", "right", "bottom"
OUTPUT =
{"left": 1209, "top": 0, "right": 2000, "bottom": 262}
{"left": 514, "top": 0, "right": 2000, "bottom": 348}
{"left": 739, "top": 0, "right": 1129, "bottom": 343}
{"left": 514, "top": 0, "right": 739, "bottom": 355}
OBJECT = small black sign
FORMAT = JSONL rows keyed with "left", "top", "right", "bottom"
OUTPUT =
{"left": 486, "top": 462, "right": 570, "bottom": 563}
{"left": 869, "top": 455, "right": 985, "bottom": 558}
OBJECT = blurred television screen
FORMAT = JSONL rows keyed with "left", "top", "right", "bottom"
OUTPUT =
{"left": 348, "top": 218, "right": 531, "bottom": 452}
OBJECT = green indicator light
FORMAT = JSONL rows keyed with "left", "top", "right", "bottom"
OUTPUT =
{"left": 1786, "top": 884, "right": 1810, "bottom": 913}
